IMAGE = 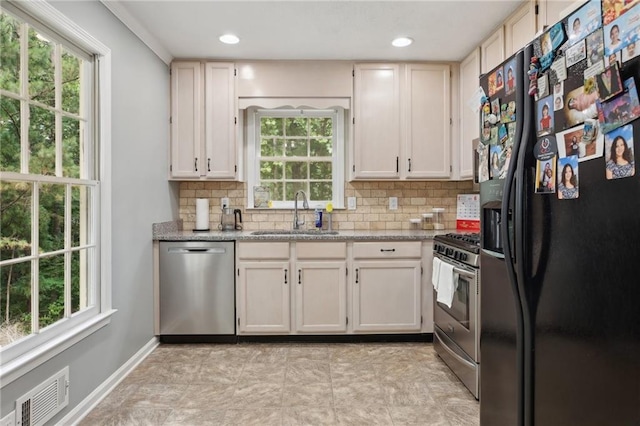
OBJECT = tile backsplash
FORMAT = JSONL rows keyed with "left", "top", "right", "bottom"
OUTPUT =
{"left": 179, "top": 180, "right": 475, "bottom": 231}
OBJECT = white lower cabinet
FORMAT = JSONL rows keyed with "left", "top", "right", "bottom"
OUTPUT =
{"left": 236, "top": 240, "right": 424, "bottom": 335}
{"left": 352, "top": 260, "right": 422, "bottom": 332}
{"left": 352, "top": 241, "right": 422, "bottom": 332}
{"left": 237, "top": 242, "right": 290, "bottom": 333}
{"left": 295, "top": 261, "right": 347, "bottom": 333}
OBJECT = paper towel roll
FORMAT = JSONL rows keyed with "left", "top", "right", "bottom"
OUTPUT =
{"left": 195, "top": 198, "right": 210, "bottom": 230}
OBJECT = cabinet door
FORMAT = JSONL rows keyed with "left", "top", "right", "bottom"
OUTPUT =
{"left": 459, "top": 48, "right": 480, "bottom": 180}
{"left": 404, "top": 64, "right": 451, "bottom": 179}
{"left": 170, "top": 61, "right": 203, "bottom": 178}
{"left": 353, "top": 63, "right": 401, "bottom": 179}
{"left": 504, "top": 1, "right": 537, "bottom": 56}
{"left": 204, "top": 62, "right": 237, "bottom": 179}
{"left": 537, "top": 0, "right": 578, "bottom": 34}
{"left": 237, "top": 261, "right": 290, "bottom": 333}
{"left": 352, "top": 260, "right": 422, "bottom": 332}
{"left": 295, "top": 261, "right": 347, "bottom": 333}
{"left": 481, "top": 27, "right": 505, "bottom": 74}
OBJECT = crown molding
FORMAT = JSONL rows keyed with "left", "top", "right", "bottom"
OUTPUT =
{"left": 100, "top": 0, "right": 173, "bottom": 64}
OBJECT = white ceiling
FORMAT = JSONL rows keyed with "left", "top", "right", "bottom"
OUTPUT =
{"left": 103, "top": 0, "right": 527, "bottom": 64}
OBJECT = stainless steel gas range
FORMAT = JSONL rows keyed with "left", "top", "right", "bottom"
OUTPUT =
{"left": 432, "top": 232, "right": 480, "bottom": 399}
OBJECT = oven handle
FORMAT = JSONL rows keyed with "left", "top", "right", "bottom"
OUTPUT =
{"left": 435, "top": 328, "right": 476, "bottom": 369}
{"left": 434, "top": 254, "right": 476, "bottom": 280}
{"left": 433, "top": 253, "right": 476, "bottom": 277}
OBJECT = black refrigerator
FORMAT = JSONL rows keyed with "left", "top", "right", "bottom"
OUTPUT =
{"left": 479, "top": 1, "right": 640, "bottom": 425}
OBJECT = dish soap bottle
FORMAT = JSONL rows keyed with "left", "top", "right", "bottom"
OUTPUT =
{"left": 314, "top": 207, "right": 323, "bottom": 229}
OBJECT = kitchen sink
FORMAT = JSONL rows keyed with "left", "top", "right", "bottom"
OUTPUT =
{"left": 251, "top": 229, "right": 339, "bottom": 235}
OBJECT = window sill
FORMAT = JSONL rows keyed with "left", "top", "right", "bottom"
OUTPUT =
{"left": 0, "top": 309, "right": 117, "bottom": 386}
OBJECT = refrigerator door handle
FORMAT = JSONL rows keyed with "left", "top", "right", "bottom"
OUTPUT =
{"left": 499, "top": 47, "right": 531, "bottom": 426}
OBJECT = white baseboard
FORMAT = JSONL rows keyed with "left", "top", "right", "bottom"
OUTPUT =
{"left": 60, "top": 337, "right": 159, "bottom": 425}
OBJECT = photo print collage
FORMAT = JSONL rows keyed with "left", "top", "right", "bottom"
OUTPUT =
{"left": 531, "top": 0, "right": 640, "bottom": 199}
{"left": 478, "top": 56, "right": 518, "bottom": 184}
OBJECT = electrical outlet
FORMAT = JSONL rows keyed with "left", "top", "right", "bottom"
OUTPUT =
{"left": 347, "top": 197, "right": 357, "bottom": 210}
{"left": 389, "top": 197, "right": 398, "bottom": 210}
{"left": 0, "top": 411, "right": 15, "bottom": 426}
{"left": 221, "top": 197, "right": 229, "bottom": 208}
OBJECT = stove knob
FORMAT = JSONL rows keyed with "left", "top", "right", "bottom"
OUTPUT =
{"left": 446, "top": 248, "right": 453, "bottom": 256}
{"left": 461, "top": 253, "right": 468, "bottom": 261}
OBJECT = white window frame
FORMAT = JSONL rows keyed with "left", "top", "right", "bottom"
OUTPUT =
{"left": 0, "top": 0, "right": 114, "bottom": 386}
{"left": 246, "top": 107, "right": 345, "bottom": 209}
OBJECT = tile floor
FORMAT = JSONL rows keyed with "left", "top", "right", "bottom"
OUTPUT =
{"left": 80, "top": 342, "right": 479, "bottom": 425}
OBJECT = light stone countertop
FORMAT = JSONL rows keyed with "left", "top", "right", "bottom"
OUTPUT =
{"left": 153, "top": 220, "right": 450, "bottom": 242}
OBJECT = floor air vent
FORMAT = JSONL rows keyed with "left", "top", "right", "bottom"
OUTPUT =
{"left": 16, "top": 367, "right": 69, "bottom": 426}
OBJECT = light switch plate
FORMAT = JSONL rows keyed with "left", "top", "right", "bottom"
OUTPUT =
{"left": 389, "top": 197, "right": 398, "bottom": 210}
{"left": 348, "top": 197, "right": 357, "bottom": 210}
{"left": 221, "top": 197, "right": 229, "bottom": 208}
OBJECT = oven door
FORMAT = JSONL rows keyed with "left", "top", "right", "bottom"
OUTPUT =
{"left": 433, "top": 253, "right": 478, "bottom": 361}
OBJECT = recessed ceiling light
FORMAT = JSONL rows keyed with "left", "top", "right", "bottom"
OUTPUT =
{"left": 392, "top": 37, "right": 413, "bottom": 48}
{"left": 219, "top": 34, "right": 240, "bottom": 45}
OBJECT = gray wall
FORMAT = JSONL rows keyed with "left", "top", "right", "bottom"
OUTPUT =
{"left": 0, "top": 0, "right": 178, "bottom": 420}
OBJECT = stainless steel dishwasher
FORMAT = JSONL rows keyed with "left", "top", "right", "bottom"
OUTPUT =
{"left": 159, "top": 241, "right": 235, "bottom": 338}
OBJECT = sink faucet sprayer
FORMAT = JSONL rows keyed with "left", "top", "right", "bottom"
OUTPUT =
{"left": 293, "top": 190, "right": 309, "bottom": 229}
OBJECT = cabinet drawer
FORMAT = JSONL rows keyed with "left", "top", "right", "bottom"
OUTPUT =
{"left": 238, "top": 242, "right": 289, "bottom": 259}
{"left": 352, "top": 241, "right": 421, "bottom": 259}
{"left": 296, "top": 242, "right": 347, "bottom": 260}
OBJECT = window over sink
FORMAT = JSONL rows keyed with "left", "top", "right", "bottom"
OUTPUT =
{"left": 246, "top": 107, "right": 345, "bottom": 209}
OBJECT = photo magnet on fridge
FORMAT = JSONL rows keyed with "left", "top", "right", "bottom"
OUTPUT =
{"left": 537, "top": 95, "right": 555, "bottom": 136}
{"left": 587, "top": 28, "right": 605, "bottom": 66}
{"left": 504, "top": 58, "right": 517, "bottom": 95}
{"left": 489, "top": 144, "right": 504, "bottom": 180}
{"left": 557, "top": 156, "right": 579, "bottom": 200}
{"left": 567, "top": 0, "right": 603, "bottom": 46}
{"left": 597, "top": 77, "right": 640, "bottom": 134}
{"left": 604, "top": 124, "right": 635, "bottom": 179}
{"left": 564, "top": 85, "right": 599, "bottom": 127}
{"left": 603, "top": 0, "right": 640, "bottom": 26}
{"left": 538, "top": 22, "right": 568, "bottom": 71}
{"left": 555, "top": 123, "right": 604, "bottom": 162}
{"left": 535, "top": 157, "right": 557, "bottom": 194}
{"left": 596, "top": 63, "right": 623, "bottom": 101}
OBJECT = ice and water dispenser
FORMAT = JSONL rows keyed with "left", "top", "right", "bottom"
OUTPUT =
{"left": 482, "top": 201, "right": 504, "bottom": 254}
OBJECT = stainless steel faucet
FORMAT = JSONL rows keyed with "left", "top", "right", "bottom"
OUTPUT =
{"left": 293, "top": 190, "right": 309, "bottom": 229}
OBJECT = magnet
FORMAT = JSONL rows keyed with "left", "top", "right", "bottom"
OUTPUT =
{"left": 528, "top": 56, "right": 540, "bottom": 96}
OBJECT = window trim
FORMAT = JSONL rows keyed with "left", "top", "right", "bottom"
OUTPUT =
{"left": 0, "top": 0, "right": 114, "bottom": 386}
{"left": 246, "top": 107, "right": 345, "bottom": 210}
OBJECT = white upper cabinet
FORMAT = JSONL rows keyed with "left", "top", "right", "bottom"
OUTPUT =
{"left": 170, "top": 61, "right": 203, "bottom": 178}
{"left": 352, "top": 63, "right": 401, "bottom": 179}
{"left": 481, "top": 26, "right": 505, "bottom": 74}
{"left": 458, "top": 49, "right": 480, "bottom": 180}
{"left": 352, "top": 63, "right": 452, "bottom": 180}
{"left": 505, "top": 1, "right": 538, "bottom": 56}
{"left": 170, "top": 61, "right": 237, "bottom": 180}
{"left": 204, "top": 63, "right": 237, "bottom": 179}
{"left": 404, "top": 64, "right": 451, "bottom": 179}
{"left": 537, "top": 0, "right": 580, "bottom": 33}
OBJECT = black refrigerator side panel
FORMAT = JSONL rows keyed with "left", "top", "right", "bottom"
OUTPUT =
{"left": 529, "top": 54, "right": 640, "bottom": 425}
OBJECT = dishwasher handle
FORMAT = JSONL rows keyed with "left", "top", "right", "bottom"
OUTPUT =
{"left": 167, "top": 247, "right": 227, "bottom": 254}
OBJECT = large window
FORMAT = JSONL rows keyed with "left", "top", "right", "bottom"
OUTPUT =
{"left": 247, "top": 108, "right": 344, "bottom": 209}
{"left": 0, "top": 2, "right": 111, "bottom": 383}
